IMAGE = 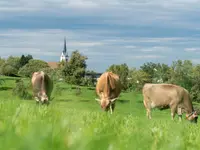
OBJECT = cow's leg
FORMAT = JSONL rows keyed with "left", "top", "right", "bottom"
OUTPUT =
{"left": 34, "top": 96, "right": 40, "bottom": 104}
{"left": 111, "top": 103, "right": 115, "bottom": 112}
{"left": 177, "top": 107, "right": 182, "bottom": 122}
{"left": 110, "top": 105, "right": 113, "bottom": 114}
{"left": 147, "top": 108, "right": 152, "bottom": 119}
{"left": 170, "top": 104, "right": 177, "bottom": 121}
{"left": 143, "top": 100, "right": 152, "bottom": 119}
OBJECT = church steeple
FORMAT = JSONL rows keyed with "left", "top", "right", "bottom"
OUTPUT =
{"left": 60, "top": 37, "right": 69, "bottom": 62}
{"left": 63, "top": 37, "right": 67, "bottom": 55}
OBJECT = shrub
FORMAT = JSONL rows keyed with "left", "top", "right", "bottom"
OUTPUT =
{"left": 12, "top": 79, "right": 31, "bottom": 99}
{"left": 18, "top": 59, "right": 50, "bottom": 77}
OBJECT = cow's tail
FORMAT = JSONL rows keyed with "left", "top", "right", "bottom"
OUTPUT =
{"left": 109, "top": 73, "right": 116, "bottom": 90}
{"left": 104, "top": 72, "right": 110, "bottom": 96}
{"left": 41, "top": 71, "right": 46, "bottom": 93}
{"left": 183, "top": 89, "right": 194, "bottom": 112}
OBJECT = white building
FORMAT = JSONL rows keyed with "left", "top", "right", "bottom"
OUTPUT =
{"left": 60, "top": 37, "right": 69, "bottom": 62}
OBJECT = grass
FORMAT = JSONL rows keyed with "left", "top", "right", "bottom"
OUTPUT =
{"left": 0, "top": 77, "right": 200, "bottom": 150}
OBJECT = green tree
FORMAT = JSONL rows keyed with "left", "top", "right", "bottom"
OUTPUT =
{"left": 168, "top": 60, "right": 193, "bottom": 90}
{"left": 190, "top": 65, "right": 200, "bottom": 102}
{"left": 19, "top": 54, "right": 33, "bottom": 68}
{"left": 18, "top": 59, "right": 50, "bottom": 77}
{"left": 41, "top": 67, "right": 63, "bottom": 82}
{"left": 82, "top": 70, "right": 97, "bottom": 87}
{"left": 140, "top": 62, "right": 170, "bottom": 83}
{"left": 62, "top": 50, "right": 88, "bottom": 85}
{"left": 127, "top": 68, "right": 151, "bottom": 91}
{"left": 1, "top": 56, "right": 20, "bottom": 76}
{"left": 0, "top": 57, "right": 6, "bottom": 75}
{"left": 107, "top": 63, "right": 129, "bottom": 90}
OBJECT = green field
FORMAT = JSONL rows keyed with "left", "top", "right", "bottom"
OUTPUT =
{"left": 0, "top": 77, "right": 200, "bottom": 150}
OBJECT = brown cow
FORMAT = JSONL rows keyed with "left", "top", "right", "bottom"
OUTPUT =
{"left": 142, "top": 83, "right": 198, "bottom": 123}
{"left": 31, "top": 71, "right": 53, "bottom": 104}
{"left": 95, "top": 72, "right": 122, "bottom": 114}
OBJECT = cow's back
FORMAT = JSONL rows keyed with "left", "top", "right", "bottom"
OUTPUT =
{"left": 31, "top": 72, "right": 44, "bottom": 94}
{"left": 142, "top": 83, "right": 184, "bottom": 108}
{"left": 96, "top": 72, "right": 121, "bottom": 98}
{"left": 43, "top": 73, "right": 53, "bottom": 98}
{"left": 31, "top": 71, "right": 53, "bottom": 98}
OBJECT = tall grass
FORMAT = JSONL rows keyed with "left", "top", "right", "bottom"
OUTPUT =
{"left": 0, "top": 77, "right": 200, "bottom": 150}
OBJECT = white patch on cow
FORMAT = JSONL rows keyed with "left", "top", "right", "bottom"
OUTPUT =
{"left": 150, "top": 102, "right": 156, "bottom": 108}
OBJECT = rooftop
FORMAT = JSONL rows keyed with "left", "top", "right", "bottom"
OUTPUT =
{"left": 47, "top": 62, "right": 59, "bottom": 69}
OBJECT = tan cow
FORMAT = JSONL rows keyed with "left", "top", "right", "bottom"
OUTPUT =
{"left": 95, "top": 72, "right": 122, "bottom": 114}
{"left": 142, "top": 83, "right": 198, "bottom": 123}
{"left": 31, "top": 71, "right": 53, "bottom": 104}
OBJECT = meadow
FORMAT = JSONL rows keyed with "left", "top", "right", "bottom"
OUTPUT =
{"left": 0, "top": 77, "right": 200, "bottom": 150}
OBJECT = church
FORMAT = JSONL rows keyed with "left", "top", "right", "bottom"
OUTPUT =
{"left": 47, "top": 37, "right": 69, "bottom": 69}
{"left": 47, "top": 37, "right": 102, "bottom": 80}
{"left": 60, "top": 37, "right": 69, "bottom": 62}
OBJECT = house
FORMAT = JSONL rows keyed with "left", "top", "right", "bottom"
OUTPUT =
{"left": 47, "top": 62, "right": 59, "bottom": 69}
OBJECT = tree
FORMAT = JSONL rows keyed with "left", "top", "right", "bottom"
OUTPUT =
{"left": 140, "top": 62, "right": 170, "bottom": 83}
{"left": 168, "top": 60, "right": 193, "bottom": 91}
{"left": 19, "top": 54, "right": 33, "bottom": 68}
{"left": 107, "top": 63, "right": 129, "bottom": 90}
{"left": 81, "top": 70, "right": 97, "bottom": 87}
{"left": 62, "top": 50, "right": 88, "bottom": 85}
{"left": 140, "top": 62, "right": 157, "bottom": 82}
{"left": 0, "top": 57, "right": 6, "bottom": 75}
{"left": 190, "top": 65, "right": 200, "bottom": 102}
{"left": 18, "top": 59, "right": 50, "bottom": 77}
{"left": 0, "top": 57, "right": 5, "bottom": 67}
{"left": 1, "top": 56, "right": 20, "bottom": 76}
{"left": 127, "top": 68, "right": 151, "bottom": 91}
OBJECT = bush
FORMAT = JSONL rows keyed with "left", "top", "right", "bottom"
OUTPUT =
{"left": 53, "top": 84, "right": 63, "bottom": 96}
{"left": 18, "top": 59, "right": 50, "bottom": 77}
{"left": 75, "top": 86, "right": 82, "bottom": 96}
{"left": 81, "top": 77, "right": 95, "bottom": 87}
{"left": 0, "top": 56, "right": 21, "bottom": 76}
{"left": 12, "top": 79, "right": 31, "bottom": 99}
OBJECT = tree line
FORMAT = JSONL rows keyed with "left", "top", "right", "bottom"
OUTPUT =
{"left": 1, "top": 51, "right": 200, "bottom": 102}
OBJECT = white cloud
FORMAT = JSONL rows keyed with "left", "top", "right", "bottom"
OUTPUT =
{"left": 0, "top": 0, "right": 200, "bottom": 29}
{"left": 0, "top": 29, "right": 176, "bottom": 71}
{"left": 124, "top": 46, "right": 137, "bottom": 49}
{"left": 191, "top": 59, "right": 200, "bottom": 64}
{"left": 131, "top": 55, "right": 165, "bottom": 59}
{"left": 184, "top": 48, "right": 200, "bottom": 52}
{"left": 140, "top": 46, "right": 172, "bottom": 52}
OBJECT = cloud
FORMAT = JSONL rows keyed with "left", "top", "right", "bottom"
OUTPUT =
{"left": 0, "top": 1, "right": 200, "bottom": 71}
{"left": 191, "top": 59, "right": 200, "bottom": 64}
{"left": 140, "top": 46, "right": 172, "bottom": 52}
{"left": 1, "top": 28, "right": 200, "bottom": 71}
{"left": 184, "top": 48, "right": 200, "bottom": 52}
{"left": 1, "top": 0, "right": 200, "bottom": 29}
{"left": 129, "top": 55, "right": 165, "bottom": 59}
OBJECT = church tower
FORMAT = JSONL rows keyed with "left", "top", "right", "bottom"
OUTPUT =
{"left": 60, "top": 37, "right": 69, "bottom": 62}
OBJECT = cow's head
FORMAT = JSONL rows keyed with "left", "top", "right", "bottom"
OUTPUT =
{"left": 186, "top": 111, "right": 198, "bottom": 123}
{"left": 38, "top": 92, "right": 49, "bottom": 105}
{"left": 95, "top": 93, "right": 118, "bottom": 112}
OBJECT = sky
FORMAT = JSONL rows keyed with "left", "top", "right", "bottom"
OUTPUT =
{"left": 0, "top": 0, "right": 200, "bottom": 72}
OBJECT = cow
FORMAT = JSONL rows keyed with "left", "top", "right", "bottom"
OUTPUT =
{"left": 31, "top": 71, "right": 53, "bottom": 104}
{"left": 95, "top": 72, "right": 122, "bottom": 114}
{"left": 142, "top": 83, "right": 198, "bottom": 123}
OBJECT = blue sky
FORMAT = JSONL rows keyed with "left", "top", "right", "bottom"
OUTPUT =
{"left": 0, "top": 0, "right": 200, "bottom": 72}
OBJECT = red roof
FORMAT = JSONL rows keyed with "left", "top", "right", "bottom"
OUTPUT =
{"left": 47, "top": 62, "right": 59, "bottom": 69}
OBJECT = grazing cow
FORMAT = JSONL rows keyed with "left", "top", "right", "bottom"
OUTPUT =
{"left": 31, "top": 71, "right": 53, "bottom": 104}
{"left": 142, "top": 83, "right": 198, "bottom": 123}
{"left": 95, "top": 72, "right": 122, "bottom": 114}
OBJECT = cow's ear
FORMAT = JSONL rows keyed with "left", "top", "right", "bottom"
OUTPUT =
{"left": 194, "top": 111, "right": 197, "bottom": 115}
{"left": 193, "top": 111, "right": 198, "bottom": 117}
